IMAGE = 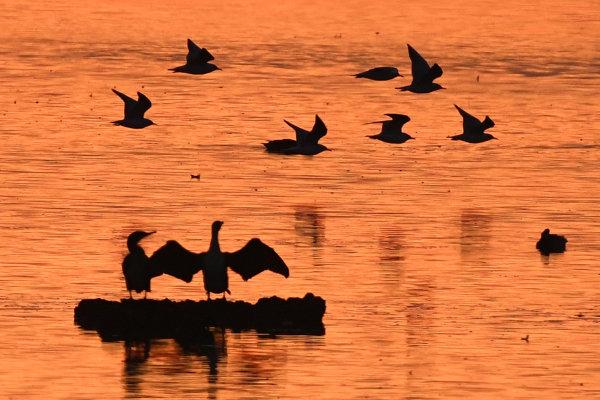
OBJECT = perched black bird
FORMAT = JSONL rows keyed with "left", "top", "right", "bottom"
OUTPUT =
{"left": 263, "top": 115, "right": 330, "bottom": 155}
{"left": 448, "top": 104, "right": 496, "bottom": 143}
{"left": 169, "top": 39, "right": 221, "bottom": 75}
{"left": 122, "top": 230, "right": 157, "bottom": 299}
{"left": 354, "top": 67, "right": 402, "bottom": 81}
{"left": 396, "top": 44, "right": 443, "bottom": 93}
{"left": 112, "top": 89, "right": 154, "bottom": 129}
{"left": 367, "top": 114, "right": 413, "bottom": 144}
{"left": 149, "top": 221, "right": 289, "bottom": 299}
{"left": 536, "top": 228, "right": 568, "bottom": 255}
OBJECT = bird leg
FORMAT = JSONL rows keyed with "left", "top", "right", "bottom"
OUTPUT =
{"left": 143, "top": 291, "right": 147, "bottom": 299}
{"left": 206, "top": 292, "right": 211, "bottom": 301}
{"left": 129, "top": 290, "right": 133, "bottom": 299}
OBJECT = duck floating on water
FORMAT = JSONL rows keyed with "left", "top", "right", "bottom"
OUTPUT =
{"left": 169, "top": 39, "right": 221, "bottom": 75}
{"left": 367, "top": 114, "right": 414, "bottom": 144}
{"left": 122, "top": 230, "right": 158, "bottom": 299}
{"left": 112, "top": 89, "right": 154, "bottom": 129}
{"left": 263, "top": 115, "right": 330, "bottom": 155}
{"left": 448, "top": 104, "right": 496, "bottom": 143}
{"left": 536, "top": 228, "right": 567, "bottom": 255}
{"left": 149, "top": 221, "right": 289, "bottom": 300}
{"left": 396, "top": 44, "right": 444, "bottom": 93}
{"left": 354, "top": 67, "right": 402, "bottom": 81}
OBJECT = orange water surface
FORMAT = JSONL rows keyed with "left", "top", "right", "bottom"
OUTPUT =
{"left": 0, "top": 0, "right": 599, "bottom": 399}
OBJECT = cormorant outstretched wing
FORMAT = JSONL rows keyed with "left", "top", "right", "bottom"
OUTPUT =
{"left": 112, "top": 89, "right": 152, "bottom": 119}
{"left": 225, "top": 238, "right": 290, "bottom": 281}
{"left": 148, "top": 240, "right": 204, "bottom": 283}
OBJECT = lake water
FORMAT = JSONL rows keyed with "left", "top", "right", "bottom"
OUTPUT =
{"left": 0, "top": 0, "right": 599, "bottom": 398}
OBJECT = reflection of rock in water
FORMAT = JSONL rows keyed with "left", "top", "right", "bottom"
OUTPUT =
{"left": 459, "top": 209, "right": 493, "bottom": 256}
{"left": 294, "top": 206, "right": 325, "bottom": 248}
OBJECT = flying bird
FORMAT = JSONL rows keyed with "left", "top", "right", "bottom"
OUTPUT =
{"left": 367, "top": 114, "right": 414, "bottom": 144}
{"left": 112, "top": 89, "right": 154, "bottom": 129}
{"left": 263, "top": 115, "right": 330, "bottom": 155}
{"left": 448, "top": 104, "right": 496, "bottom": 143}
{"left": 122, "top": 230, "right": 158, "bottom": 299}
{"left": 397, "top": 44, "right": 443, "bottom": 93}
{"left": 169, "top": 39, "right": 221, "bottom": 75}
{"left": 148, "top": 221, "right": 290, "bottom": 300}
{"left": 354, "top": 67, "right": 402, "bottom": 81}
{"left": 536, "top": 228, "right": 567, "bottom": 255}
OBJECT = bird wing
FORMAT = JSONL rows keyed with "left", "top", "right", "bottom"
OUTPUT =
{"left": 133, "top": 92, "right": 152, "bottom": 118}
{"left": 112, "top": 89, "right": 139, "bottom": 120}
{"left": 148, "top": 240, "right": 204, "bottom": 283}
{"left": 224, "top": 238, "right": 290, "bottom": 281}
{"left": 284, "top": 119, "right": 309, "bottom": 145}
{"left": 407, "top": 44, "right": 432, "bottom": 84}
{"left": 454, "top": 104, "right": 483, "bottom": 135}
{"left": 186, "top": 39, "right": 215, "bottom": 64}
{"left": 385, "top": 114, "right": 411, "bottom": 127}
{"left": 304, "top": 114, "right": 327, "bottom": 145}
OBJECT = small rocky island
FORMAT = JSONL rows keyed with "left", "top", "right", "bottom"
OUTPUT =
{"left": 75, "top": 293, "right": 326, "bottom": 340}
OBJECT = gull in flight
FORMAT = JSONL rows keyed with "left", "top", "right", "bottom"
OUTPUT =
{"left": 397, "top": 44, "right": 443, "bottom": 93}
{"left": 448, "top": 104, "right": 496, "bottom": 143}
{"left": 169, "top": 39, "right": 221, "bottom": 75}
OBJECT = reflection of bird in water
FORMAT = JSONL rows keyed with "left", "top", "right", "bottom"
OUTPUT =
{"left": 536, "top": 228, "right": 567, "bottom": 255}
{"left": 149, "top": 221, "right": 289, "bottom": 299}
{"left": 122, "top": 230, "right": 158, "bottom": 299}
{"left": 294, "top": 207, "right": 325, "bottom": 248}
{"left": 263, "top": 115, "right": 330, "bottom": 155}
{"left": 354, "top": 66, "right": 402, "bottom": 81}
{"left": 111, "top": 89, "right": 154, "bottom": 129}
{"left": 176, "top": 328, "right": 226, "bottom": 376}
{"left": 449, "top": 104, "right": 496, "bottom": 143}
{"left": 367, "top": 114, "right": 414, "bottom": 144}
{"left": 396, "top": 44, "right": 443, "bottom": 93}
{"left": 169, "top": 39, "right": 221, "bottom": 75}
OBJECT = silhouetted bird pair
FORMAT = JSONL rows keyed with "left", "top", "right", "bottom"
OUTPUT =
{"left": 355, "top": 44, "right": 443, "bottom": 93}
{"left": 112, "top": 39, "right": 218, "bottom": 129}
{"left": 364, "top": 104, "right": 495, "bottom": 144}
{"left": 122, "top": 221, "right": 289, "bottom": 300}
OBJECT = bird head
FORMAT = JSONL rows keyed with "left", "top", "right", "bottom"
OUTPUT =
{"left": 212, "top": 220, "right": 224, "bottom": 232}
{"left": 127, "top": 230, "right": 156, "bottom": 250}
{"left": 541, "top": 228, "right": 550, "bottom": 237}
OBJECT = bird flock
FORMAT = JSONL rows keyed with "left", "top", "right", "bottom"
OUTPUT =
{"left": 117, "top": 39, "right": 567, "bottom": 299}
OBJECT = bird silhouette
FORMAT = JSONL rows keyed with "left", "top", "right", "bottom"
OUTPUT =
{"left": 536, "top": 228, "right": 567, "bottom": 255}
{"left": 263, "top": 115, "right": 330, "bottom": 155}
{"left": 111, "top": 89, "right": 154, "bottom": 129}
{"left": 367, "top": 114, "right": 414, "bottom": 144}
{"left": 169, "top": 39, "right": 221, "bottom": 75}
{"left": 396, "top": 44, "right": 443, "bottom": 93}
{"left": 148, "top": 221, "right": 289, "bottom": 300}
{"left": 122, "top": 230, "right": 158, "bottom": 299}
{"left": 354, "top": 67, "right": 402, "bottom": 81}
{"left": 448, "top": 104, "right": 496, "bottom": 143}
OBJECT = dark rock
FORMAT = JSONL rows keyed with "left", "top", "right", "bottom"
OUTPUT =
{"left": 75, "top": 293, "right": 325, "bottom": 340}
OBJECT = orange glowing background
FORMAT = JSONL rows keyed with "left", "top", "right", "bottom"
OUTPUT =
{"left": 0, "top": 0, "right": 599, "bottom": 398}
